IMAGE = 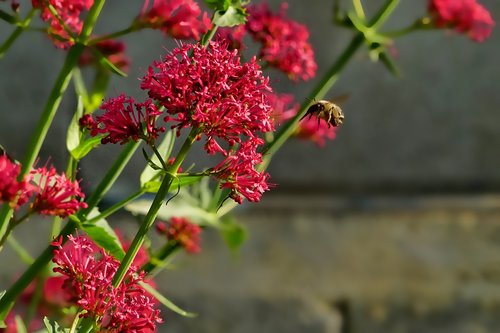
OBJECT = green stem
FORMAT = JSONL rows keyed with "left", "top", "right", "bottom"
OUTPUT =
{"left": 0, "top": 221, "right": 77, "bottom": 319}
{"left": 84, "top": 189, "right": 145, "bottom": 224}
{"left": 111, "top": 128, "right": 198, "bottom": 288}
{"left": 369, "top": 0, "right": 400, "bottom": 30}
{"left": 82, "top": 141, "right": 140, "bottom": 217}
{"left": 200, "top": 20, "right": 219, "bottom": 47}
{"left": 352, "top": 0, "right": 366, "bottom": 21}
{"left": 141, "top": 241, "right": 180, "bottom": 274}
{"left": 6, "top": 236, "right": 34, "bottom": 265}
{"left": 0, "top": 9, "right": 17, "bottom": 25}
{"left": 88, "top": 25, "right": 137, "bottom": 45}
{"left": 0, "top": 9, "right": 36, "bottom": 58}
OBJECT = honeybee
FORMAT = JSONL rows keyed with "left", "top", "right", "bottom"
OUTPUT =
{"left": 300, "top": 100, "right": 344, "bottom": 128}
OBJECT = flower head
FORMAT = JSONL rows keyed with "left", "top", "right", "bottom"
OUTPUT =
{"left": 246, "top": 3, "right": 317, "bottom": 81}
{"left": 156, "top": 217, "right": 201, "bottom": 253}
{"left": 141, "top": 40, "right": 274, "bottom": 149}
{"left": 32, "top": 0, "right": 94, "bottom": 48}
{"left": 428, "top": 0, "right": 494, "bottom": 42}
{"left": 267, "top": 92, "right": 299, "bottom": 126}
{"left": 213, "top": 137, "right": 272, "bottom": 203}
{"left": 138, "top": 0, "right": 211, "bottom": 40}
{"left": 90, "top": 94, "right": 165, "bottom": 145}
{"left": 52, "top": 235, "right": 162, "bottom": 331}
{"left": 0, "top": 154, "right": 34, "bottom": 209}
{"left": 30, "top": 165, "right": 87, "bottom": 218}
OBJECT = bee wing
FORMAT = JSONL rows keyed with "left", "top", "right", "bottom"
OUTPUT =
{"left": 332, "top": 93, "right": 350, "bottom": 106}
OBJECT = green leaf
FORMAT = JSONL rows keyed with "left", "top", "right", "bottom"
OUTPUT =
{"left": 220, "top": 216, "right": 246, "bottom": 251}
{"left": 87, "top": 69, "right": 110, "bottom": 113}
{"left": 140, "top": 130, "right": 175, "bottom": 186}
{"left": 70, "top": 135, "right": 103, "bottom": 160}
{"left": 43, "top": 317, "right": 69, "bottom": 333}
{"left": 213, "top": 6, "right": 247, "bottom": 27}
{"left": 66, "top": 96, "right": 84, "bottom": 153}
{"left": 139, "top": 282, "right": 197, "bottom": 318}
{"left": 379, "top": 50, "right": 400, "bottom": 77}
{"left": 204, "top": 0, "right": 231, "bottom": 10}
{"left": 15, "top": 316, "right": 27, "bottom": 333}
{"left": 90, "top": 47, "right": 127, "bottom": 77}
{"left": 142, "top": 174, "right": 204, "bottom": 193}
{"left": 81, "top": 208, "right": 125, "bottom": 260}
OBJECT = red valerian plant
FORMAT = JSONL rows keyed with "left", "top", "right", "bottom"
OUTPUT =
{"left": 137, "top": 0, "right": 212, "bottom": 40}
{"left": 89, "top": 94, "right": 165, "bottom": 145}
{"left": 156, "top": 217, "right": 201, "bottom": 254}
{"left": 0, "top": 154, "right": 34, "bottom": 209}
{"left": 0, "top": 0, "right": 496, "bottom": 331}
{"left": 52, "top": 235, "right": 162, "bottom": 331}
{"left": 31, "top": 0, "right": 94, "bottom": 48}
{"left": 428, "top": 0, "right": 495, "bottom": 42}
{"left": 30, "top": 165, "right": 87, "bottom": 218}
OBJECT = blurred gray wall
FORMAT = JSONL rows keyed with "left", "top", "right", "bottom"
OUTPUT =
{"left": 1, "top": 0, "right": 499, "bottom": 197}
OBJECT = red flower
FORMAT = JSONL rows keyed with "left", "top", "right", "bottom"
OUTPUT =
{"left": 267, "top": 92, "right": 299, "bottom": 126}
{"left": 213, "top": 138, "right": 272, "bottom": 204}
{"left": 295, "top": 116, "right": 337, "bottom": 147}
{"left": 216, "top": 25, "right": 247, "bottom": 51}
{"left": 32, "top": 0, "right": 93, "bottom": 48}
{"left": 52, "top": 235, "right": 162, "bottom": 331}
{"left": 141, "top": 40, "right": 274, "bottom": 149}
{"left": 91, "top": 94, "right": 165, "bottom": 145}
{"left": 138, "top": 0, "right": 211, "bottom": 40}
{"left": 246, "top": 3, "right": 317, "bottom": 81}
{"left": 78, "top": 39, "right": 130, "bottom": 73}
{"left": 30, "top": 166, "right": 87, "bottom": 218}
{"left": 156, "top": 217, "right": 201, "bottom": 253}
{"left": 0, "top": 154, "right": 34, "bottom": 209}
{"left": 428, "top": 0, "right": 494, "bottom": 42}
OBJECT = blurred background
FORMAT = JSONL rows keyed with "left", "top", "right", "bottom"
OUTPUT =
{"left": 1, "top": 0, "right": 500, "bottom": 332}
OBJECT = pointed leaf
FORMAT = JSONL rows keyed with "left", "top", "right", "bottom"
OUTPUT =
{"left": 90, "top": 48, "right": 127, "bottom": 77}
{"left": 66, "top": 96, "right": 84, "bottom": 153}
{"left": 139, "top": 282, "right": 197, "bottom": 318}
{"left": 220, "top": 216, "right": 247, "bottom": 251}
{"left": 15, "top": 316, "right": 27, "bottom": 333}
{"left": 140, "top": 130, "right": 175, "bottom": 186}
{"left": 70, "top": 135, "right": 103, "bottom": 160}
{"left": 43, "top": 317, "right": 69, "bottom": 333}
{"left": 379, "top": 50, "right": 400, "bottom": 77}
{"left": 204, "top": 0, "right": 230, "bottom": 10}
{"left": 81, "top": 208, "right": 125, "bottom": 260}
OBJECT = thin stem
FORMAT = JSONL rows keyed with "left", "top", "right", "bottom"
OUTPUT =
{"left": 352, "top": 0, "right": 366, "bottom": 21}
{"left": 369, "top": 0, "right": 400, "bottom": 29}
{"left": 6, "top": 236, "right": 34, "bottom": 265}
{"left": 383, "top": 17, "right": 433, "bottom": 38}
{"left": 111, "top": 128, "right": 198, "bottom": 288}
{"left": 0, "top": 9, "right": 17, "bottom": 25}
{"left": 0, "top": 9, "right": 36, "bottom": 58}
{"left": 84, "top": 189, "right": 145, "bottom": 224}
{"left": 200, "top": 16, "right": 219, "bottom": 47}
{"left": 88, "top": 25, "right": 136, "bottom": 45}
{"left": 141, "top": 241, "right": 180, "bottom": 274}
{"left": 82, "top": 141, "right": 141, "bottom": 217}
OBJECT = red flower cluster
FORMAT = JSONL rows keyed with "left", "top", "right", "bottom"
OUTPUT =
{"left": 89, "top": 94, "right": 165, "bottom": 145}
{"left": 217, "top": 3, "right": 317, "bottom": 81}
{"left": 32, "top": 0, "right": 93, "bottom": 48}
{"left": 138, "top": 0, "right": 211, "bottom": 40}
{"left": 0, "top": 154, "right": 34, "bottom": 209}
{"left": 78, "top": 39, "right": 130, "bottom": 73}
{"left": 30, "top": 166, "right": 87, "bottom": 218}
{"left": 141, "top": 41, "right": 274, "bottom": 203}
{"left": 428, "top": 0, "right": 494, "bottom": 42}
{"left": 156, "top": 217, "right": 201, "bottom": 253}
{"left": 52, "top": 235, "right": 162, "bottom": 332}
